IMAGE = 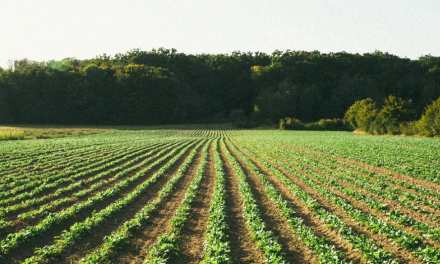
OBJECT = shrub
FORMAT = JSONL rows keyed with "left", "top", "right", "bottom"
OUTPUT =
{"left": 344, "top": 98, "right": 378, "bottom": 131}
{"left": 279, "top": 117, "right": 305, "bottom": 130}
{"left": 399, "top": 121, "right": 419, "bottom": 136}
{"left": 313, "top": 118, "right": 350, "bottom": 131}
{"left": 370, "top": 96, "right": 412, "bottom": 135}
{"left": 417, "top": 97, "right": 440, "bottom": 136}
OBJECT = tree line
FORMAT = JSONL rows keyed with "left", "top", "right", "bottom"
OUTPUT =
{"left": 0, "top": 48, "right": 439, "bottom": 126}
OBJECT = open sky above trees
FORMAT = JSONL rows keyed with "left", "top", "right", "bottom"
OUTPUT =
{"left": 1, "top": 0, "right": 440, "bottom": 67}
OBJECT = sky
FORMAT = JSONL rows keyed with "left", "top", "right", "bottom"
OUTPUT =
{"left": 1, "top": 0, "right": 440, "bottom": 67}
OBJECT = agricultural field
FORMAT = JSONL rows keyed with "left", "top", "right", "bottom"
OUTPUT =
{"left": 0, "top": 129, "right": 439, "bottom": 264}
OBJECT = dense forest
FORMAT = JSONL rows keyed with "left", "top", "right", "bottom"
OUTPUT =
{"left": 0, "top": 48, "right": 440, "bottom": 126}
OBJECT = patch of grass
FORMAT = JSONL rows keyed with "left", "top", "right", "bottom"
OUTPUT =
{"left": 0, "top": 128, "right": 26, "bottom": 140}
{"left": 0, "top": 126, "right": 107, "bottom": 140}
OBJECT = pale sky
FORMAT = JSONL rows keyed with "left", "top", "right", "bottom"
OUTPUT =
{"left": 1, "top": 0, "right": 439, "bottom": 67}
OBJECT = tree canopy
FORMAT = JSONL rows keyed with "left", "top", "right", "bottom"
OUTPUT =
{"left": 1, "top": 49, "right": 439, "bottom": 125}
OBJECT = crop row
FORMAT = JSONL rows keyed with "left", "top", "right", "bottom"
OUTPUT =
{"left": 0, "top": 141, "right": 183, "bottom": 233}
{"left": 20, "top": 139, "right": 207, "bottom": 264}
{"left": 279, "top": 144, "right": 440, "bottom": 214}
{"left": 0, "top": 139, "right": 199, "bottom": 260}
{"left": 243, "top": 141, "right": 440, "bottom": 263}
{"left": 225, "top": 140, "right": 348, "bottom": 264}
{"left": 0, "top": 142, "right": 168, "bottom": 207}
{"left": 220, "top": 140, "right": 288, "bottom": 264}
{"left": 77, "top": 140, "right": 208, "bottom": 264}
{"left": 265, "top": 143, "right": 440, "bottom": 239}
{"left": 200, "top": 141, "right": 232, "bottom": 264}
{"left": 234, "top": 139, "right": 400, "bottom": 264}
{"left": 0, "top": 143, "right": 149, "bottom": 200}
{"left": 145, "top": 140, "right": 211, "bottom": 263}
{"left": 0, "top": 143, "right": 116, "bottom": 186}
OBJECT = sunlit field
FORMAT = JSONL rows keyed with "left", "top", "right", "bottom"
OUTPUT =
{"left": 0, "top": 129, "right": 439, "bottom": 263}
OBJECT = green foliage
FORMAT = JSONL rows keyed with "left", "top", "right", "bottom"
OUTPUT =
{"left": 370, "top": 96, "right": 413, "bottom": 135}
{"left": 417, "top": 97, "right": 440, "bottom": 136}
{"left": 344, "top": 96, "right": 415, "bottom": 135}
{"left": 344, "top": 98, "right": 378, "bottom": 131}
{"left": 399, "top": 121, "right": 419, "bottom": 136}
{"left": 0, "top": 129, "right": 25, "bottom": 140}
{"left": 279, "top": 117, "right": 304, "bottom": 130}
{"left": 1, "top": 129, "right": 440, "bottom": 263}
{"left": 305, "top": 118, "right": 350, "bottom": 131}
{"left": 1, "top": 49, "right": 440, "bottom": 126}
{"left": 280, "top": 118, "right": 350, "bottom": 131}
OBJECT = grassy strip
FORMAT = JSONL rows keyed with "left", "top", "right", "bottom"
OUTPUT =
{"left": 0, "top": 129, "right": 25, "bottom": 140}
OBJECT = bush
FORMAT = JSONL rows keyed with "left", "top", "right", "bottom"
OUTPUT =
{"left": 400, "top": 121, "right": 419, "bottom": 136}
{"left": 305, "top": 118, "right": 350, "bottom": 131}
{"left": 279, "top": 117, "right": 305, "bottom": 130}
{"left": 344, "top": 98, "right": 378, "bottom": 132}
{"left": 417, "top": 97, "right": 440, "bottom": 136}
{"left": 370, "top": 96, "right": 412, "bottom": 135}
